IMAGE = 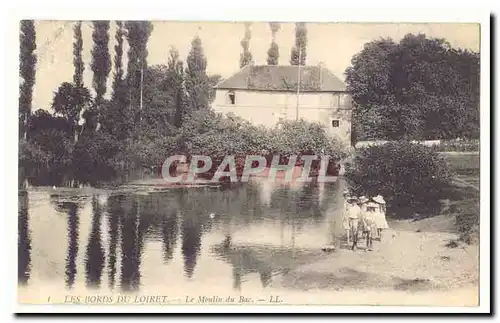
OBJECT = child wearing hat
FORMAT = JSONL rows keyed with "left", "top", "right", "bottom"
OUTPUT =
{"left": 371, "top": 195, "right": 389, "bottom": 240}
{"left": 342, "top": 195, "right": 361, "bottom": 246}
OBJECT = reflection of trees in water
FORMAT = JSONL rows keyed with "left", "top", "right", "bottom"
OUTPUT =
{"left": 84, "top": 195, "right": 105, "bottom": 288}
{"left": 49, "top": 194, "right": 85, "bottom": 289}
{"left": 134, "top": 192, "right": 181, "bottom": 265}
{"left": 63, "top": 201, "right": 79, "bottom": 289}
{"left": 161, "top": 210, "right": 178, "bottom": 264}
{"left": 18, "top": 191, "right": 31, "bottom": 285}
{"left": 120, "top": 198, "right": 141, "bottom": 292}
{"left": 213, "top": 242, "right": 276, "bottom": 290}
{"left": 106, "top": 194, "right": 122, "bottom": 290}
{"left": 259, "top": 268, "right": 273, "bottom": 288}
{"left": 232, "top": 263, "right": 242, "bottom": 290}
{"left": 180, "top": 190, "right": 203, "bottom": 278}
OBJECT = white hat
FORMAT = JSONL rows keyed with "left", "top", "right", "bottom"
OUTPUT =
{"left": 358, "top": 196, "right": 369, "bottom": 204}
{"left": 372, "top": 195, "right": 386, "bottom": 204}
{"left": 346, "top": 196, "right": 359, "bottom": 203}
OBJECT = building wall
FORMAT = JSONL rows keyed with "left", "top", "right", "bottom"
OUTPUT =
{"left": 212, "top": 89, "right": 353, "bottom": 147}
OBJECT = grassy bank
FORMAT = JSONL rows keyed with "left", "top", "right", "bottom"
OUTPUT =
{"left": 442, "top": 153, "right": 480, "bottom": 244}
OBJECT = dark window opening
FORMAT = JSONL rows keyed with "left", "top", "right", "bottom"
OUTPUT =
{"left": 228, "top": 92, "right": 236, "bottom": 105}
{"left": 332, "top": 120, "right": 340, "bottom": 127}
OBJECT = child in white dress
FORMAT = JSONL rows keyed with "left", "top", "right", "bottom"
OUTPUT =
{"left": 372, "top": 195, "right": 389, "bottom": 240}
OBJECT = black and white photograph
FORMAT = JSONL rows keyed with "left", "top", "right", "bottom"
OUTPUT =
{"left": 13, "top": 9, "right": 489, "bottom": 313}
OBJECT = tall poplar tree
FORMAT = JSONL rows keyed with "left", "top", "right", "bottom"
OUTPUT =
{"left": 101, "top": 21, "right": 132, "bottom": 141}
{"left": 73, "top": 22, "right": 85, "bottom": 87}
{"left": 239, "top": 22, "right": 253, "bottom": 68}
{"left": 91, "top": 21, "right": 111, "bottom": 108}
{"left": 290, "top": 22, "right": 307, "bottom": 66}
{"left": 267, "top": 22, "right": 280, "bottom": 65}
{"left": 111, "top": 21, "right": 125, "bottom": 99}
{"left": 125, "top": 21, "right": 154, "bottom": 116}
{"left": 185, "top": 36, "right": 210, "bottom": 112}
{"left": 19, "top": 20, "right": 37, "bottom": 139}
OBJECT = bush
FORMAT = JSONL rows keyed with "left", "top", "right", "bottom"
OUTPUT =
{"left": 72, "top": 131, "right": 121, "bottom": 185}
{"left": 345, "top": 141, "right": 454, "bottom": 218}
{"left": 175, "top": 111, "right": 348, "bottom": 179}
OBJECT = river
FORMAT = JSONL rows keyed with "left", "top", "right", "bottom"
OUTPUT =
{"left": 18, "top": 177, "right": 349, "bottom": 303}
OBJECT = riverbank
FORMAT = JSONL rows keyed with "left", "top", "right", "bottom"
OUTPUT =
{"left": 266, "top": 226, "right": 478, "bottom": 306}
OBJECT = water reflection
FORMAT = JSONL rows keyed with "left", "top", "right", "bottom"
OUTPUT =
{"left": 18, "top": 179, "right": 345, "bottom": 293}
{"left": 18, "top": 191, "right": 31, "bottom": 285}
{"left": 161, "top": 209, "right": 178, "bottom": 264}
{"left": 106, "top": 194, "right": 122, "bottom": 290}
{"left": 64, "top": 202, "right": 79, "bottom": 289}
{"left": 85, "top": 196, "right": 105, "bottom": 288}
{"left": 120, "top": 198, "right": 141, "bottom": 292}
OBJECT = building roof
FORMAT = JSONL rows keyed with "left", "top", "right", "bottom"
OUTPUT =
{"left": 215, "top": 65, "right": 346, "bottom": 92}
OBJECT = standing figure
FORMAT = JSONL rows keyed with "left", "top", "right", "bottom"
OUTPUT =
{"left": 357, "top": 196, "right": 369, "bottom": 240}
{"left": 342, "top": 196, "right": 362, "bottom": 250}
{"left": 360, "top": 198, "right": 378, "bottom": 251}
{"left": 372, "top": 195, "right": 389, "bottom": 241}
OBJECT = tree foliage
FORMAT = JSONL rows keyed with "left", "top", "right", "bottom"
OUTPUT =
{"left": 185, "top": 36, "right": 210, "bottom": 112}
{"left": 345, "top": 141, "right": 454, "bottom": 218}
{"left": 51, "top": 82, "right": 93, "bottom": 142}
{"left": 240, "top": 22, "right": 253, "bottom": 68}
{"left": 21, "top": 110, "right": 74, "bottom": 185}
{"left": 125, "top": 21, "right": 154, "bottom": 114}
{"left": 111, "top": 21, "right": 125, "bottom": 99}
{"left": 73, "top": 22, "right": 85, "bottom": 87}
{"left": 19, "top": 20, "right": 37, "bottom": 139}
{"left": 345, "top": 34, "right": 480, "bottom": 141}
{"left": 101, "top": 21, "right": 133, "bottom": 142}
{"left": 290, "top": 22, "right": 307, "bottom": 65}
{"left": 91, "top": 21, "right": 111, "bottom": 107}
{"left": 267, "top": 22, "right": 280, "bottom": 65}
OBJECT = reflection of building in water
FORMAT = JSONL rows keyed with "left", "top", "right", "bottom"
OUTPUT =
{"left": 18, "top": 191, "right": 31, "bottom": 285}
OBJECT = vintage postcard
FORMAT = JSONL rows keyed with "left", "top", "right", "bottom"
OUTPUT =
{"left": 14, "top": 8, "right": 490, "bottom": 314}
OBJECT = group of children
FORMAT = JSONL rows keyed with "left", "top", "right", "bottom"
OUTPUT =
{"left": 341, "top": 191, "right": 389, "bottom": 251}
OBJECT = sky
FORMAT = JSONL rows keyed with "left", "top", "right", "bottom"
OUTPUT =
{"left": 32, "top": 21, "right": 480, "bottom": 111}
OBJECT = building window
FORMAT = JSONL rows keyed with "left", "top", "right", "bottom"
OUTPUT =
{"left": 227, "top": 91, "right": 236, "bottom": 105}
{"left": 332, "top": 120, "right": 340, "bottom": 127}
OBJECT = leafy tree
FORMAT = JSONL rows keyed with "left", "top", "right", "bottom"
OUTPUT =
{"left": 111, "top": 21, "right": 125, "bottom": 99}
{"left": 345, "top": 34, "right": 480, "bottom": 141}
{"left": 91, "top": 21, "right": 111, "bottom": 108}
{"left": 166, "top": 48, "right": 188, "bottom": 127}
{"left": 125, "top": 21, "right": 154, "bottom": 116}
{"left": 267, "top": 22, "right": 280, "bottom": 65}
{"left": 207, "top": 74, "right": 221, "bottom": 104}
{"left": 51, "top": 82, "right": 92, "bottom": 141}
{"left": 101, "top": 21, "right": 133, "bottom": 142}
{"left": 290, "top": 22, "right": 307, "bottom": 65}
{"left": 345, "top": 141, "right": 454, "bottom": 218}
{"left": 23, "top": 110, "right": 74, "bottom": 185}
{"left": 73, "top": 22, "right": 85, "bottom": 87}
{"left": 240, "top": 22, "right": 253, "bottom": 68}
{"left": 185, "top": 36, "right": 211, "bottom": 112}
{"left": 72, "top": 131, "right": 120, "bottom": 185}
{"left": 19, "top": 20, "right": 37, "bottom": 139}
{"left": 141, "top": 64, "right": 177, "bottom": 135}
